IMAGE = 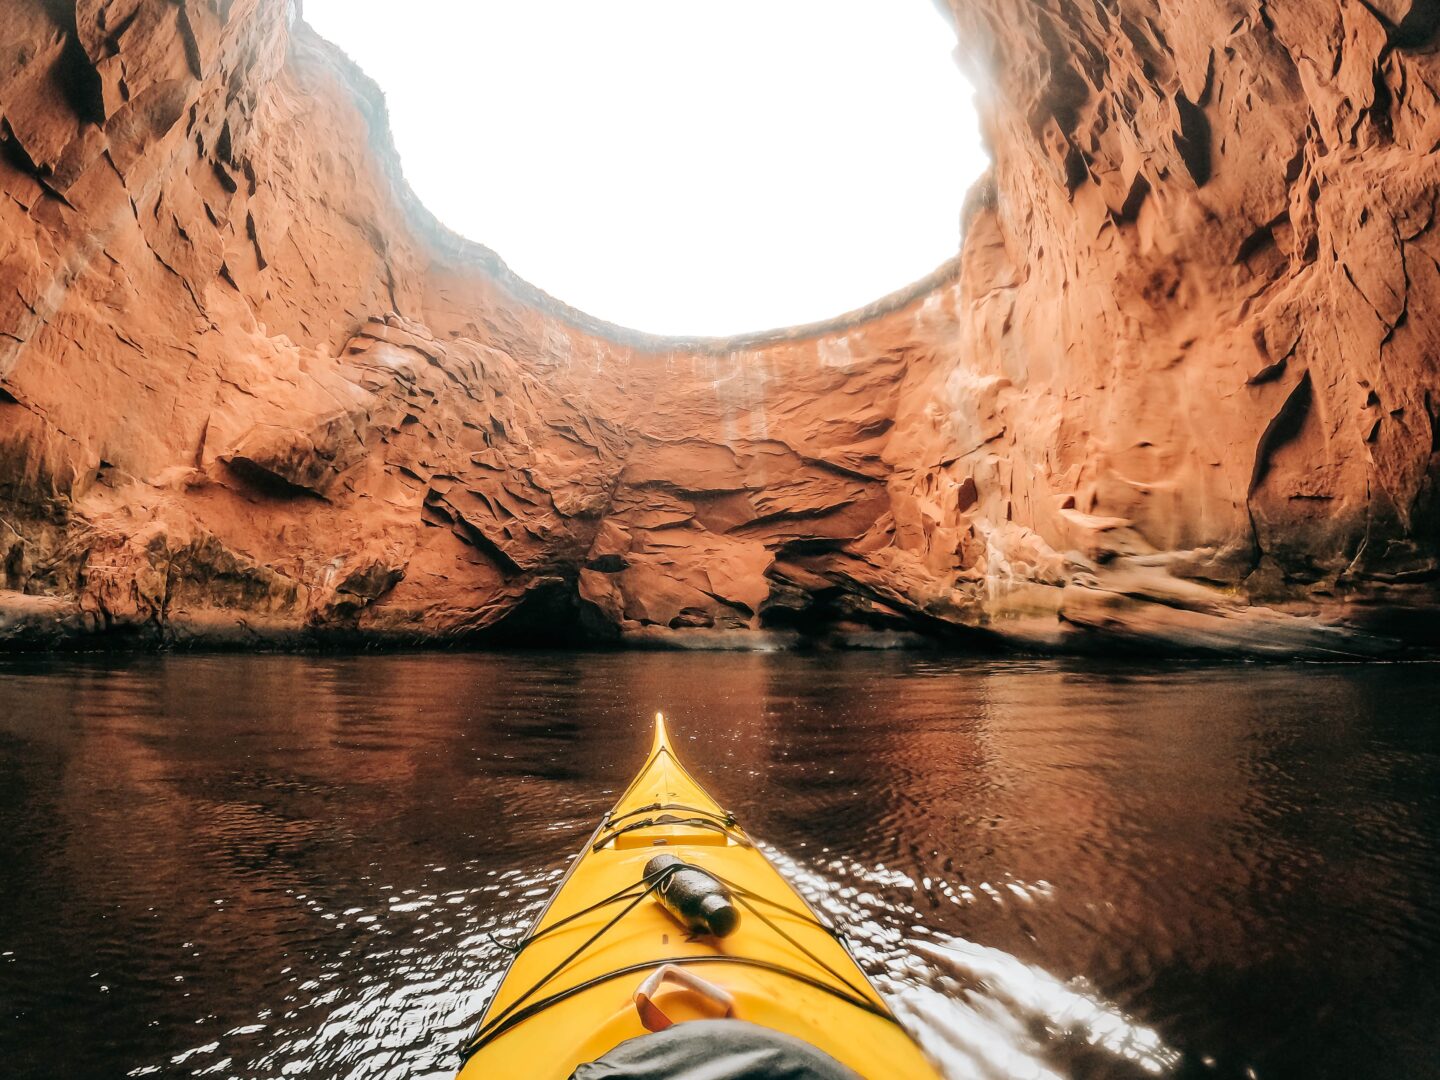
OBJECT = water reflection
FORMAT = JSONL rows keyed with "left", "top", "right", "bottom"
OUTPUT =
{"left": 0, "top": 654, "right": 1436, "bottom": 1079}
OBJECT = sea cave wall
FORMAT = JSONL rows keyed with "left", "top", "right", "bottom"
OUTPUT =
{"left": 1, "top": 0, "right": 1437, "bottom": 655}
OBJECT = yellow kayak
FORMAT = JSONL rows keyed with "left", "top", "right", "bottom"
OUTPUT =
{"left": 457, "top": 713, "right": 942, "bottom": 1079}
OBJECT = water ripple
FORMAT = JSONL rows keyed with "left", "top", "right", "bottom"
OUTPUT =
{"left": 0, "top": 653, "right": 1434, "bottom": 1079}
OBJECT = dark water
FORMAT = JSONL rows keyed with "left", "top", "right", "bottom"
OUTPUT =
{"left": 0, "top": 654, "right": 1437, "bottom": 1080}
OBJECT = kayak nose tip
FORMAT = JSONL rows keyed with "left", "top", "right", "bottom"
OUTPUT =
{"left": 652, "top": 711, "right": 670, "bottom": 753}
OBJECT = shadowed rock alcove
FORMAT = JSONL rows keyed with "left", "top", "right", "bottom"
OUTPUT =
{"left": 1, "top": 0, "right": 1438, "bottom": 656}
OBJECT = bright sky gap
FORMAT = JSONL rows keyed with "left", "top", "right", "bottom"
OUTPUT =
{"left": 304, "top": 0, "right": 989, "bottom": 337}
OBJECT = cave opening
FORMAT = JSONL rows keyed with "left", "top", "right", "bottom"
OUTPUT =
{"left": 303, "top": 0, "right": 988, "bottom": 337}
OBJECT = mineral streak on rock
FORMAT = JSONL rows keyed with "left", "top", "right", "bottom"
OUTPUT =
{"left": 0, "top": 0, "right": 1436, "bottom": 656}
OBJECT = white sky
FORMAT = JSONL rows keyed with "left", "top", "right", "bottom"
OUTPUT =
{"left": 304, "top": 0, "right": 987, "bottom": 337}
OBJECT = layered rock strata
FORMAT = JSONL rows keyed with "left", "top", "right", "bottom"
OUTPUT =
{"left": 1, "top": 0, "right": 1436, "bottom": 656}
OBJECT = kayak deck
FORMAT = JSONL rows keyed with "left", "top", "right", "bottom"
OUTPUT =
{"left": 457, "top": 714, "right": 940, "bottom": 1078}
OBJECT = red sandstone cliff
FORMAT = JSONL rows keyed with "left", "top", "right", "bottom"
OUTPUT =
{"left": 1, "top": 0, "right": 1436, "bottom": 656}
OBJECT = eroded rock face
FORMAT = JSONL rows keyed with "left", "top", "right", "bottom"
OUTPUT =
{"left": 929, "top": 0, "right": 1440, "bottom": 653}
{"left": 0, "top": 0, "right": 1436, "bottom": 655}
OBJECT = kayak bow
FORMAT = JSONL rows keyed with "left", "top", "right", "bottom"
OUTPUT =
{"left": 457, "top": 713, "right": 941, "bottom": 1078}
